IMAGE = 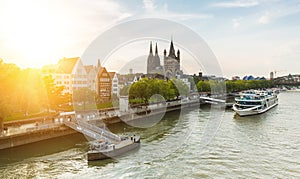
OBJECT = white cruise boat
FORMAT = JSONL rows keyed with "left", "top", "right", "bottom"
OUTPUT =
{"left": 233, "top": 90, "right": 278, "bottom": 116}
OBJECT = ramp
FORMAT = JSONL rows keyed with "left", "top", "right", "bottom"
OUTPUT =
{"left": 63, "top": 120, "right": 121, "bottom": 142}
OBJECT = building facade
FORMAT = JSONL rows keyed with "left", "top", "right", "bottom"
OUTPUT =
{"left": 147, "top": 42, "right": 163, "bottom": 74}
{"left": 84, "top": 65, "right": 97, "bottom": 92}
{"left": 109, "top": 72, "right": 119, "bottom": 96}
{"left": 97, "top": 67, "right": 112, "bottom": 102}
{"left": 52, "top": 57, "right": 87, "bottom": 94}
{"left": 163, "top": 40, "right": 182, "bottom": 79}
{"left": 147, "top": 39, "right": 183, "bottom": 79}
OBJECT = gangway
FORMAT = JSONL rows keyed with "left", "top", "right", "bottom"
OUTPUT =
{"left": 63, "top": 120, "right": 121, "bottom": 142}
{"left": 60, "top": 111, "right": 121, "bottom": 142}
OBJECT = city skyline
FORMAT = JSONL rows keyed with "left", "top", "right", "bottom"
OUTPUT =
{"left": 0, "top": 0, "right": 299, "bottom": 78}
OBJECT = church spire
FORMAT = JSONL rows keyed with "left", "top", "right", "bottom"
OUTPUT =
{"left": 97, "top": 58, "right": 101, "bottom": 68}
{"left": 169, "top": 38, "right": 176, "bottom": 58}
{"left": 149, "top": 41, "right": 153, "bottom": 54}
{"left": 155, "top": 42, "right": 158, "bottom": 56}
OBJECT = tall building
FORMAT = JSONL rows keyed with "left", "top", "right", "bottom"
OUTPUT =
{"left": 147, "top": 41, "right": 163, "bottom": 74}
{"left": 163, "top": 39, "right": 182, "bottom": 78}
{"left": 270, "top": 72, "right": 274, "bottom": 80}
{"left": 147, "top": 39, "right": 182, "bottom": 78}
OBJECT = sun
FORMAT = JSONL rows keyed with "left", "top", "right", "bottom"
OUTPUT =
{"left": 1, "top": 0, "right": 66, "bottom": 68}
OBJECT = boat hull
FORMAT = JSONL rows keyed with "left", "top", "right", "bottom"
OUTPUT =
{"left": 87, "top": 142, "right": 140, "bottom": 161}
{"left": 233, "top": 102, "right": 278, "bottom": 117}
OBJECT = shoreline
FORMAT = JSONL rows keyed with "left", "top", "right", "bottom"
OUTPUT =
{"left": 0, "top": 99, "right": 205, "bottom": 150}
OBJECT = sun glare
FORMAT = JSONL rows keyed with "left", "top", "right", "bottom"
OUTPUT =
{"left": 1, "top": 1, "right": 65, "bottom": 68}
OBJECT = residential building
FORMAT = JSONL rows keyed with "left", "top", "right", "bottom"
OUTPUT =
{"left": 97, "top": 67, "right": 111, "bottom": 102}
{"left": 109, "top": 72, "right": 119, "bottom": 96}
{"left": 52, "top": 57, "right": 87, "bottom": 94}
{"left": 84, "top": 65, "right": 97, "bottom": 92}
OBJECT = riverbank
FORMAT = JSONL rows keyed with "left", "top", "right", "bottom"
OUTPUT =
{"left": 0, "top": 125, "right": 76, "bottom": 150}
{"left": 0, "top": 98, "right": 204, "bottom": 150}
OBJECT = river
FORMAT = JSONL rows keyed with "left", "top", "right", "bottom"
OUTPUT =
{"left": 0, "top": 91, "right": 299, "bottom": 178}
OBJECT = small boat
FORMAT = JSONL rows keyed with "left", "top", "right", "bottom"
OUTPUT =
{"left": 233, "top": 90, "right": 278, "bottom": 116}
{"left": 87, "top": 134, "right": 140, "bottom": 161}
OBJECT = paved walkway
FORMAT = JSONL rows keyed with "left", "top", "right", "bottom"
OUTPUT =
{"left": 1, "top": 119, "right": 63, "bottom": 137}
{"left": 1, "top": 97, "right": 201, "bottom": 138}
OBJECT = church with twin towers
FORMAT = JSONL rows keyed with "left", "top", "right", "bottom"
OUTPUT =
{"left": 147, "top": 39, "right": 183, "bottom": 79}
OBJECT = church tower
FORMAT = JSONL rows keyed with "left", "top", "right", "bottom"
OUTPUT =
{"left": 147, "top": 41, "right": 154, "bottom": 74}
{"left": 147, "top": 41, "right": 162, "bottom": 74}
{"left": 163, "top": 38, "right": 182, "bottom": 78}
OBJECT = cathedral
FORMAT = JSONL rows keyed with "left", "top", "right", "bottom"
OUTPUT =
{"left": 147, "top": 39, "right": 183, "bottom": 79}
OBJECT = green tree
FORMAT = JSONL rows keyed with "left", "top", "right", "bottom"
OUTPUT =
{"left": 42, "top": 75, "right": 65, "bottom": 112}
{"left": 197, "top": 80, "right": 211, "bottom": 92}
{"left": 120, "top": 85, "right": 131, "bottom": 96}
{"left": 73, "top": 87, "right": 97, "bottom": 111}
{"left": 170, "top": 78, "right": 189, "bottom": 98}
{"left": 129, "top": 78, "right": 151, "bottom": 104}
{"left": 128, "top": 78, "right": 190, "bottom": 104}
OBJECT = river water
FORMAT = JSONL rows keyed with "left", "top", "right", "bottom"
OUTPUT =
{"left": 0, "top": 91, "right": 299, "bottom": 178}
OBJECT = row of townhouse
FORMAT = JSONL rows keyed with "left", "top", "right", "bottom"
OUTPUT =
{"left": 42, "top": 57, "right": 88, "bottom": 94}
{"left": 42, "top": 57, "right": 141, "bottom": 102}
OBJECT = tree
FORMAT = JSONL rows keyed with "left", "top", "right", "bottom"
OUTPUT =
{"left": 225, "top": 80, "right": 275, "bottom": 93}
{"left": 73, "top": 87, "right": 97, "bottom": 110}
{"left": 0, "top": 61, "right": 21, "bottom": 119}
{"left": 120, "top": 85, "right": 131, "bottom": 96}
{"left": 128, "top": 78, "right": 189, "bottom": 104}
{"left": 42, "top": 75, "right": 66, "bottom": 112}
{"left": 170, "top": 78, "right": 189, "bottom": 98}
{"left": 129, "top": 78, "right": 151, "bottom": 104}
{"left": 197, "top": 80, "right": 211, "bottom": 92}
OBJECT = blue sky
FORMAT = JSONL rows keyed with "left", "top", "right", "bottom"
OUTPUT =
{"left": 0, "top": 0, "right": 299, "bottom": 78}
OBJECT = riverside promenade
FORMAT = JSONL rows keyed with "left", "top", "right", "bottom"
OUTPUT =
{"left": 0, "top": 98, "right": 203, "bottom": 150}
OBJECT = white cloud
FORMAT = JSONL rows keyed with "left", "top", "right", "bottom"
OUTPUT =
{"left": 143, "top": 0, "right": 156, "bottom": 12}
{"left": 211, "top": 0, "right": 259, "bottom": 8}
{"left": 258, "top": 12, "right": 270, "bottom": 24}
{"left": 141, "top": 0, "right": 213, "bottom": 20}
{"left": 232, "top": 17, "right": 243, "bottom": 28}
{"left": 258, "top": 4, "right": 300, "bottom": 24}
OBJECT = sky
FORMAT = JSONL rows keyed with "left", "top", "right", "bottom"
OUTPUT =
{"left": 0, "top": 0, "right": 299, "bottom": 78}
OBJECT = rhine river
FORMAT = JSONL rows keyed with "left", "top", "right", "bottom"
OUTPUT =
{"left": 0, "top": 91, "right": 299, "bottom": 178}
